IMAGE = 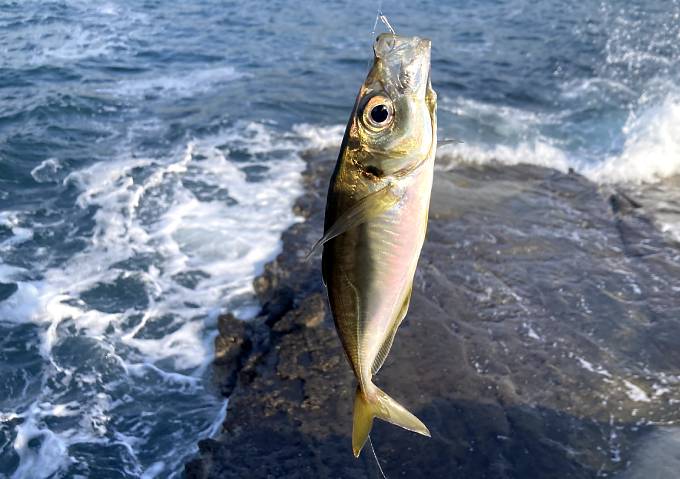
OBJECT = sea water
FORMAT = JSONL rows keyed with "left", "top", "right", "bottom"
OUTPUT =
{"left": 0, "top": 0, "right": 679, "bottom": 477}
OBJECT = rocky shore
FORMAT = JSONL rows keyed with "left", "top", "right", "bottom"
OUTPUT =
{"left": 185, "top": 149, "right": 680, "bottom": 479}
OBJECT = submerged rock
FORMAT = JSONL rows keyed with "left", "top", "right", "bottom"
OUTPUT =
{"left": 185, "top": 150, "right": 680, "bottom": 479}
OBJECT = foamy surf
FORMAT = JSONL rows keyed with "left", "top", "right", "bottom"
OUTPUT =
{"left": 586, "top": 91, "right": 680, "bottom": 183}
{"left": 436, "top": 88, "right": 680, "bottom": 244}
{"left": 0, "top": 122, "right": 339, "bottom": 478}
{"left": 436, "top": 91, "right": 680, "bottom": 185}
{"left": 98, "top": 66, "right": 245, "bottom": 99}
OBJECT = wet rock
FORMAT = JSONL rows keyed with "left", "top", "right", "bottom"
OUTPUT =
{"left": 213, "top": 313, "right": 248, "bottom": 396}
{"left": 186, "top": 151, "right": 680, "bottom": 479}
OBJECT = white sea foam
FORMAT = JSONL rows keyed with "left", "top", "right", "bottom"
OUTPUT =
{"left": 437, "top": 84, "right": 680, "bottom": 245}
{"left": 437, "top": 89, "right": 680, "bottom": 185}
{"left": 586, "top": 92, "right": 680, "bottom": 183}
{"left": 292, "top": 123, "right": 345, "bottom": 151}
{"left": 559, "top": 77, "right": 637, "bottom": 101}
{"left": 0, "top": 0, "right": 151, "bottom": 69}
{"left": 12, "top": 403, "right": 68, "bottom": 479}
{"left": 437, "top": 139, "right": 571, "bottom": 173}
{"left": 1, "top": 121, "right": 334, "bottom": 478}
{"left": 30, "top": 159, "right": 63, "bottom": 184}
{"left": 101, "top": 67, "right": 244, "bottom": 99}
{"left": 440, "top": 96, "right": 562, "bottom": 138}
{"left": 0, "top": 212, "right": 34, "bottom": 249}
{"left": 437, "top": 96, "right": 571, "bottom": 172}
{"left": 437, "top": 0, "right": 680, "bottom": 186}
{"left": 436, "top": 91, "right": 680, "bottom": 244}
{"left": 660, "top": 221, "right": 680, "bottom": 243}
{"left": 1, "top": 23, "right": 124, "bottom": 68}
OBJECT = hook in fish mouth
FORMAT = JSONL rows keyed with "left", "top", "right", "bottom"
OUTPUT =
{"left": 373, "top": 33, "right": 432, "bottom": 97}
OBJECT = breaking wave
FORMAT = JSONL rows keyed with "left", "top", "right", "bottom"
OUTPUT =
{"left": 0, "top": 122, "right": 336, "bottom": 478}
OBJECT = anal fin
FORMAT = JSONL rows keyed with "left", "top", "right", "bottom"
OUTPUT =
{"left": 371, "top": 286, "right": 412, "bottom": 375}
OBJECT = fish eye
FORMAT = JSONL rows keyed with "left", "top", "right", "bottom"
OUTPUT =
{"left": 371, "top": 105, "right": 389, "bottom": 123}
{"left": 362, "top": 95, "right": 393, "bottom": 131}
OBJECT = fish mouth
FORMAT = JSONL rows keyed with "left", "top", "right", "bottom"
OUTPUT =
{"left": 373, "top": 33, "right": 432, "bottom": 97}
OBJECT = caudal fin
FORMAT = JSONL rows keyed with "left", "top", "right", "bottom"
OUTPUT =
{"left": 352, "top": 384, "right": 430, "bottom": 457}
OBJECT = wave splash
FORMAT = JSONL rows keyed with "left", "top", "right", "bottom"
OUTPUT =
{"left": 437, "top": 2, "right": 680, "bottom": 185}
{"left": 437, "top": 86, "right": 680, "bottom": 185}
{"left": 0, "top": 122, "right": 336, "bottom": 478}
{"left": 587, "top": 91, "right": 680, "bottom": 183}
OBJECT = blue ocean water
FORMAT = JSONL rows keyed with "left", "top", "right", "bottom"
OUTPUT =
{"left": 0, "top": 1, "right": 679, "bottom": 477}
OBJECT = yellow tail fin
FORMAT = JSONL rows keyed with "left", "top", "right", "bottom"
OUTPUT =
{"left": 352, "top": 384, "right": 430, "bottom": 457}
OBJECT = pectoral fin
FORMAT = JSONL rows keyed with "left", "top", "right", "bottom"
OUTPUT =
{"left": 306, "top": 184, "right": 400, "bottom": 260}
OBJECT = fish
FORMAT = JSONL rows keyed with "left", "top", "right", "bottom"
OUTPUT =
{"left": 316, "top": 33, "right": 437, "bottom": 457}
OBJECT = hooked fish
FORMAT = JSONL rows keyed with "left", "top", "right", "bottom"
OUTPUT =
{"left": 315, "top": 33, "right": 436, "bottom": 457}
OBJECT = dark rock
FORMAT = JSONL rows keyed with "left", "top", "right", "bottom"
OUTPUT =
{"left": 213, "top": 313, "right": 248, "bottom": 396}
{"left": 186, "top": 152, "right": 680, "bottom": 479}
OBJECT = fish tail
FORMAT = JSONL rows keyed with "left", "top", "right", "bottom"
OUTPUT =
{"left": 352, "top": 383, "right": 430, "bottom": 457}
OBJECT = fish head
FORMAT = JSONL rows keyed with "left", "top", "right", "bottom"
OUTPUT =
{"left": 344, "top": 33, "right": 436, "bottom": 177}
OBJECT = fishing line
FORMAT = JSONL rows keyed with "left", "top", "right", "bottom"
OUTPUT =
{"left": 379, "top": 15, "right": 396, "bottom": 34}
{"left": 372, "top": 0, "right": 396, "bottom": 37}
{"left": 368, "top": 0, "right": 397, "bottom": 72}
{"left": 367, "top": 0, "right": 384, "bottom": 71}
{"left": 368, "top": 435, "right": 387, "bottom": 479}
{"left": 371, "top": 0, "right": 384, "bottom": 38}
{"left": 365, "top": 10, "right": 394, "bottom": 477}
